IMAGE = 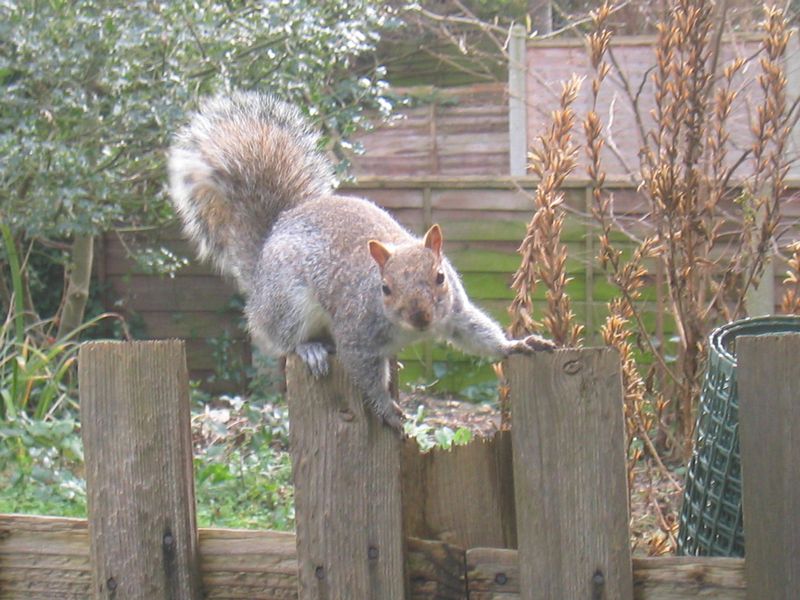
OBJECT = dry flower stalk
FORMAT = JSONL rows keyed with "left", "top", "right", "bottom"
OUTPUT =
{"left": 643, "top": 0, "right": 717, "bottom": 445}
{"left": 505, "top": 0, "right": 793, "bottom": 550}
{"left": 780, "top": 242, "right": 800, "bottom": 314}
{"left": 733, "top": 5, "right": 792, "bottom": 316}
{"left": 576, "top": 0, "right": 793, "bottom": 553}
{"left": 591, "top": 1, "right": 792, "bottom": 450}
{"left": 586, "top": 3, "right": 667, "bottom": 494}
{"left": 509, "top": 75, "right": 584, "bottom": 347}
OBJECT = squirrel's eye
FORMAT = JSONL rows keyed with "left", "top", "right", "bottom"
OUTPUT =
{"left": 435, "top": 271, "right": 445, "bottom": 285}
{"left": 381, "top": 283, "right": 391, "bottom": 296}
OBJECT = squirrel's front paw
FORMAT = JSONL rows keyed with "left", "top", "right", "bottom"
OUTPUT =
{"left": 511, "top": 334, "right": 557, "bottom": 353}
{"left": 295, "top": 342, "right": 330, "bottom": 377}
{"left": 523, "top": 334, "right": 557, "bottom": 351}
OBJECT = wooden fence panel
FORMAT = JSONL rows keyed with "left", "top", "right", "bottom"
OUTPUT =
{"left": 0, "top": 515, "right": 90, "bottom": 598}
{"left": 350, "top": 83, "right": 510, "bottom": 177}
{"left": 507, "top": 348, "right": 633, "bottom": 600}
{"left": 0, "top": 514, "right": 750, "bottom": 599}
{"left": 465, "top": 548, "right": 746, "bottom": 600}
{"left": 98, "top": 178, "right": 800, "bottom": 393}
{"left": 737, "top": 333, "right": 800, "bottom": 600}
{"left": 78, "top": 340, "right": 201, "bottom": 599}
{"left": 0, "top": 515, "right": 465, "bottom": 599}
{"left": 285, "top": 356, "right": 405, "bottom": 600}
{"left": 525, "top": 37, "right": 768, "bottom": 181}
{"left": 402, "top": 431, "right": 516, "bottom": 549}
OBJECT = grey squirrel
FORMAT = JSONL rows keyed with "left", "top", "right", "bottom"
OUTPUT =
{"left": 168, "top": 91, "right": 555, "bottom": 429}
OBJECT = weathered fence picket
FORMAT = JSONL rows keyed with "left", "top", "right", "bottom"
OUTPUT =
{"left": 738, "top": 333, "right": 800, "bottom": 600}
{"left": 78, "top": 340, "right": 201, "bottom": 599}
{"left": 508, "top": 348, "right": 633, "bottom": 600}
{"left": 285, "top": 356, "right": 405, "bottom": 599}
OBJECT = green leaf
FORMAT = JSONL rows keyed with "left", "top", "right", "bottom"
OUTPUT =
{"left": 452, "top": 427, "right": 473, "bottom": 446}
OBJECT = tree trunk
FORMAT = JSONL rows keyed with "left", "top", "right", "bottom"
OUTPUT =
{"left": 57, "top": 234, "right": 94, "bottom": 339}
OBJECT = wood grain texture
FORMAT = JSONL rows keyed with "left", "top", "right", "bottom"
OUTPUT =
{"left": 465, "top": 548, "right": 746, "bottom": 600}
{"left": 0, "top": 517, "right": 300, "bottom": 599}
{"left": 0, "top": 515, "right": 91, "bottom": 598}
{"left": 198, "top": 528, "right": 298, "bottom": 598}
{"left": 402, "top": 431, "right": 516, "bottom": 549}
{"left": 79, "top": 340, "right": 201, "bottom": 599}
{"left": 507, "top": 348, "right": 633, "bottom": 600}
{"left": 0, "top": 515, "right": 749, "bottom": 599}
{"left": 737, "top": 334, "right": 800, "bottom": 600}
{"left": 286, "top": 356, "right": 405, "bottom": 599}
{"left": 406, "top": 537, "right": 466, "bottom": 600}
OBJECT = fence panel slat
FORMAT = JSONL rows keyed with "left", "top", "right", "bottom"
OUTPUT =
{"left": 465, "top": 548, "right": 745, "bottom": 599}
{"left": 402, "top": 430, "right": 516, "bottom": 549}
{"left": 507, "top": 348, "right": 632, "bottom": 600}
{"left": 738, "top": 333, "right": 800, "bottom": 600}
{"left": 79, "top": 340, "right": 200, "bottom": 599}
{"left": 286, "top": 356, "right": 405, "bottom": 599}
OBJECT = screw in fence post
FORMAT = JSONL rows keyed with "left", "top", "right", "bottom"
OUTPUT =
{"left": 592, "top": 569, "right": 605, "bottom": 599}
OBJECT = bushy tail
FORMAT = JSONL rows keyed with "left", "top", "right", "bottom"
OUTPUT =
{"left": 168, "top": 92, "right": 334, "bottom": 292}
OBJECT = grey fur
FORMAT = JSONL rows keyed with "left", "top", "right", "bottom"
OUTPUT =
{"left": 168, "top": 92, "right": 554, "bottom": 429}
{"left": 168, "top": 92, "right": 334, "bottom": 292}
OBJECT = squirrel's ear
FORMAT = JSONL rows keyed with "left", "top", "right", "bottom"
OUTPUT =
{"left": 423, "top": 224, "right": 443, "bottom": 257}
{"left": 368, "top": 240, "right": 392, "bottom": 269}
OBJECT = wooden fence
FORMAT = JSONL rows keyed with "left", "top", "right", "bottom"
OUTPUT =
{"left": 101, "top": 176, "right": 800, "bottom": 392}
{"left": 2, "top": 337, "right": 799, "bottom": 598}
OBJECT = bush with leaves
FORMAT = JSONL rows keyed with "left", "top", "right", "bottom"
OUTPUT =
{"left": 0, "top": 0, "right": 398, "bottom": 520}
{"left": 1, "top": 0, "right": 396, "bottom": 335}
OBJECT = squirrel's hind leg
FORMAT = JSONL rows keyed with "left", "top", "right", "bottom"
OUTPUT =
{"left": 247, "top": 265, "right": 336, "bottom": 376}
{"left": 335, "top": 346, "right": 404, "bottom": 431}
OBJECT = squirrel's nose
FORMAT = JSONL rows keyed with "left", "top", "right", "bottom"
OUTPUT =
{"left": 409, "top": 309, "right": 432, "bottom": 330}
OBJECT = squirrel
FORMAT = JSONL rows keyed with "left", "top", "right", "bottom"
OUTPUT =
{"left": 168, "top": 91, "right": 555, "bottom": 429}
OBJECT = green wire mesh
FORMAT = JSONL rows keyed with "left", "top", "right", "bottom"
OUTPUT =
{"left": 677, "top": 315, "right": 800, "bottom": 556}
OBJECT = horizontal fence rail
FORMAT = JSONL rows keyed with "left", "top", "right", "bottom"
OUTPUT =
{"left": 0, "top": 514, "right": 746, "bottom": 599}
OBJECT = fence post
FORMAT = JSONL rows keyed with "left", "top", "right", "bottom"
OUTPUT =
{"left": 738, "top": 333, "right": 800, "bottom": 599}
{"left": 508, "top": 23, "right": 528, "bottom": 176}
{"left": 507, "top": 348, "right": 633, "bottom": 600}
{"left": 286, "top": 356, "right": 405, "bottom": 599}
{"left": 79, "top": 340, "right": 200, "bottom": 599}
